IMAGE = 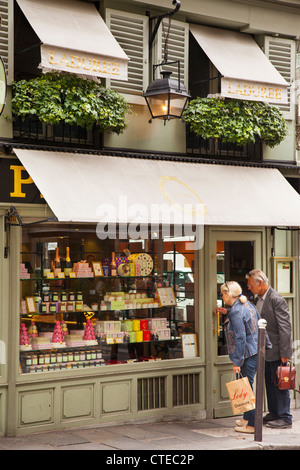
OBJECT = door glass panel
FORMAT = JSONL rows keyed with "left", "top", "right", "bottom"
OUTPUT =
{"left": 216, "top": 240, "right": 254, "bottom": 356}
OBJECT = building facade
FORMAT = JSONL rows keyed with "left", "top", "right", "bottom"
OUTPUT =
{"left": 0, "top": 0, "right": 300, "bottom": 436}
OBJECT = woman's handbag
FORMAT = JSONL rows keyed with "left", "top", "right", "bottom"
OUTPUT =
{"left": 226, "top": 374, "right": 256, "bottom": 415}
{"left": 274, "top": 363, "right": 299, "bottom": 391}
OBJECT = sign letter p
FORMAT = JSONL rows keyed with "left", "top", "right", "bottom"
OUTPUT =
{"left": 10, "top": 165, "right": 33, "bottom": 198}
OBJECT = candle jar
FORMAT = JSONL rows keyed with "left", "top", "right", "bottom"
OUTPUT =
{"left": 75, "top": 301, "right": 83, "bottom": 312}
{"left": 32, "top": 355, "right": 38, "bottom": 366}
{"left": 38, "top": 355, "right": 45, "bottom": 365}
{"left": 25, "top": 355, "right": 32, "bottom": 367}
{"left": 68, "top": 351, "right": 74, "bottom": 362}
{"left": 42, "top": 292, "right": 50, "bottom": 302}
{"left": 56, "top": 353, "right": 62, "bottom": 364}
{"left": 74, "top": 351, "right": 80, "bottom": 362}
{"left": 52, "top": 292, "right": 59, "bottom": 302}
{"left": 79, "top": 350, "right": 86, "bottom": 361}
{"left": 69, "top": 292, "right": 76, "bottom": 301}
{"left": 86, "top": 350, "right": 92, "bottom": 360}
{"left": 61, "top": 292, "right": 68, "bottom": 302}
{"left": 50, "top": 353, "right": 57, "bottom": 364}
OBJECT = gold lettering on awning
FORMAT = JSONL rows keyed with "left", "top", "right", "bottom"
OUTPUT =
{"left": 49, "top": 50, "right": 121, "bottom": 77}
{"left": 223, "top": 79, "right": 285, "bottom": 104}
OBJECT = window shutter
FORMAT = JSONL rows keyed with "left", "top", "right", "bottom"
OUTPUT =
{"left": 153, "top": 18, "right": 189, "bottom": 88}
{"left": 0, "top": 0, "right": 13, "bottom": 84}
{"left": 264, "top": 36, "right": 295, "bottom": 118}
{"left": 106, "top": 9, "right": 148, "bottom": 97}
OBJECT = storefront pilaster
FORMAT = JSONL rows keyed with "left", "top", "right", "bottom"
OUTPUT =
{"left": 7, "top": 224, "right": 21, "bottom": 437}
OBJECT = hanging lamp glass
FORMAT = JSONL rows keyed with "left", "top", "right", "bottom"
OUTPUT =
{"left": 143, "top": 67, "right": 190, "bottom": 122}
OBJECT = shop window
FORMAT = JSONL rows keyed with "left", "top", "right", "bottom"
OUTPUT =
{"left": 216, "top": 240, "right": 254, "bottom": 356}
{"left": 19, "top": 224, "right": 196, "bottom": 374}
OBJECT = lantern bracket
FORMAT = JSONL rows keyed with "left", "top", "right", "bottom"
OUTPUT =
{"left": 149, "top": 0, "right": 180, "bottom": 51}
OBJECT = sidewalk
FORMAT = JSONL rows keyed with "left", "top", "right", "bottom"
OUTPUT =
{"left": 0, "top": 409, "right": 300, "bottom": 451}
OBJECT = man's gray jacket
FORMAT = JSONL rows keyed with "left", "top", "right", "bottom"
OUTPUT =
{"left": 257, "top": 287, "right": 292, "bottom": 362}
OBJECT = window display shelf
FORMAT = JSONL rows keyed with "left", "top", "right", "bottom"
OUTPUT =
{"left": 19, "top": 338, "right": 181, "bottom": 374}
{"left": 20, "top": 275, "right": 158, "bottom": 281}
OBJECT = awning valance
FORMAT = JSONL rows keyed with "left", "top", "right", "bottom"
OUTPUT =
{"left": 189, "top": 24, "right": 288, "bottom": 105}
{"left": 13, "top": 149, "right": 300, "bottom": 228}
{"left": 16, "top": 0, "right": 128, "bottom": 80}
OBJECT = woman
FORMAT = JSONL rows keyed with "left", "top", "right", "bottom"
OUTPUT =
{"left": 220, "top": 281, "right": 259, "bottom": 434}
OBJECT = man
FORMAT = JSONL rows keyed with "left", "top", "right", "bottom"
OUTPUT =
{"left": 246, "top": 269, "right": 292, "bottom": 429}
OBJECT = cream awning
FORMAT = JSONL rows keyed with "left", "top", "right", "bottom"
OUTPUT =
{"left": 190, "top": 24, "right": 289, "bottom": 104}
{"left": 16, "top": 0, "right": 128, "bottom": 80}
{"left": 13, "top": 149, "right": 300, "bottom": 228}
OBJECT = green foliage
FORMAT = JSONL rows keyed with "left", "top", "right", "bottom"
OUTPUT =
{"left": 183, "top": 97, "right": 288, "bottom": 148}
{"left": 11, "top": 72, "right": 130, "bottom": 134}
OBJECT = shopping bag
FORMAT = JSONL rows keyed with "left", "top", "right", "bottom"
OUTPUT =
{"left": 226, "top": 375, "right": 256, "bottom": 415}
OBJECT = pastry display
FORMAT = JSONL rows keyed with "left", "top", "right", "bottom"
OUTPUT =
{"left": 19, "top": 323, "right": 32, "bottom": 350}
{"left": 83, "top": 319, "right": 97, "bottom": 345}
{"left": 51, "top": 321, "right": 66, "bottom": 348}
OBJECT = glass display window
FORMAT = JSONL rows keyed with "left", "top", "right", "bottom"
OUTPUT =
{"left": 19, "top": 224, "right": 196, "bottom": 373}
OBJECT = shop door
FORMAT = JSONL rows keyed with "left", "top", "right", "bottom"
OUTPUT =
{"left": 209, "top": 230, "right": 263, "bottom": 418}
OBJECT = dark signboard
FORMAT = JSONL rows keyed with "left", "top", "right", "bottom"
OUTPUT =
{"left": 0, "top": 158, "right": 45, "bottom": 204}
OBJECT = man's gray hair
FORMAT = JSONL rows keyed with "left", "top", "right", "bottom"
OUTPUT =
{"left": 245, "top": 269, "right": 269, "bottom": 285}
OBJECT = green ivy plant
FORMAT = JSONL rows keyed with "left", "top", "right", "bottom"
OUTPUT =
{"left": 182, "top": 97, "right": 288, "bottom": 148}
{"left": 11, "top": 72, "right": 130, "bottom": 134}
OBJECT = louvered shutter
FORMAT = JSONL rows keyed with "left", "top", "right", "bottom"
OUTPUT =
{"left": 264, "top": 36, "right": 295, "bottom": 118}
{"left": 0, "top": 0, "right": 13, "bottom": 84}
{"left": 153, "top": 18, "right": 188, "bottom": 88}
{"left": 106, "top": 9, "right": 148, "bottom": 97}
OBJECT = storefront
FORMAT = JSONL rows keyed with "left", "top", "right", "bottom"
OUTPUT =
{"left": 0, "top": 149, "right": 299, "bottom": 436}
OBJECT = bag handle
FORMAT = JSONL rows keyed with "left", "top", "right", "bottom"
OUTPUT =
{"left": 231, "top": 371, "right": 244, "bottom": 381}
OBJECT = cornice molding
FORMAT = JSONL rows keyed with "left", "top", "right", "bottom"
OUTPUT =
{"left": 231, "top": 0, "right": 300, "bottom": 13}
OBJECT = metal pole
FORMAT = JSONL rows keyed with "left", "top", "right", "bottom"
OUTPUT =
{"left": 254, "top": 318, "right": 267, "bottom": 442}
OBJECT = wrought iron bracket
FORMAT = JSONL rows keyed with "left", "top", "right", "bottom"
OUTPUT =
{"left": 149, "top": 0, "right": 181, "bottom": 51}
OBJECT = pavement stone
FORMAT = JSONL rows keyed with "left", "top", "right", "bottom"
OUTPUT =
{"left": 0, "top": 409, "right": 300, "bottom": 453}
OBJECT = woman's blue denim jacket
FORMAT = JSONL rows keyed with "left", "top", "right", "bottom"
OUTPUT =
{"left": 224, "top": 299, "right": 259, "bottom": 367}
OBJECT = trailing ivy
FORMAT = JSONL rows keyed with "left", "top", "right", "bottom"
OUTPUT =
{"left": 182, "top": 97, "right": 288, "bottom": 148}
{"left": 11, "top": 72, "right": 130, "bottom": 134}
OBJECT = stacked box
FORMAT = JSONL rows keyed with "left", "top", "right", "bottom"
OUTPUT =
{"left": 95, "top": 321, "right": 121, "bottom": 336}
{"left": 20, "top": 263, "right": 30, "bottom": 279}
{"left": 145, "top": 317, "right": 170, "bottom": 341}
{"left": 72, "top": 261, "right": 94, "bottom": 277}
{"left": 147, "top": 318, "right": 168, "bottom": 330}
{"left": 151, "top": 329, "right": 171, "bottom": 341}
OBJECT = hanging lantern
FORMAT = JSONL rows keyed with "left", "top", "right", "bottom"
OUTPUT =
{"left": 143, "top": 69, "right": 190, "bottom": 122}
{"left": 143, "top": 0, "right": 190, "bottom": 123}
